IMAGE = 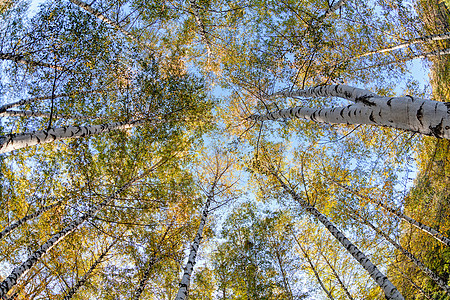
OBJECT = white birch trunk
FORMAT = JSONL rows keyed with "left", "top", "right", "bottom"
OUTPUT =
{"left": 358, "top": 32, "right": 450, "bottom": 58}
{"left": 251, "top": 84, "right": 450, "bottom": 139}
{"left": 318, "top": 0, "right": 346, "bottom": 21}
{"left": 0, "top": 110, "right": 91, "bottom": 119}
{"left": 0, "top": 89, "right": 112, "bottom": 113}
{"left": 273, "top": 173, "right": 404, "bottom": 300}
{"left": 68, "top": 0, "right": 152, "bottom": 52}
{"left": 62, "top": 240, "right": 116, "bottom": 300}
{"left": 0, "top": 201, "right": 61, "bottom": 240}
{"left": 0, "top": 119, "right": 148, "bottom": 154}
{"left": 189, "top": 0, "right": 212, "bottom": 58}
{"left": 355, "top": 212, "right": 450, "bottom": 293}
{"left": 132, "top": 257, "right": 161, "bottom": 300}
{"left": 334, "top": 181, "right": 450, "bottom": 247}
{"left": 0, "top": 52, "right": 65, "bottom": 70}
{"left": 175, "top": 193, "right": 213, "bottom": 300}
{"left": 0, "top": 179, "right": 136, "bottom": 298}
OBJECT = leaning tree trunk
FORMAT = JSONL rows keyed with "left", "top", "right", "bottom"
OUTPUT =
{"left": 358, "top": 32, "right": 450, "bottom": 58}
{"left": 175, "top": 190, "right": 215, "bottom": 300}
{"left": 0, "top": 89, "right": 112, "bottom": 113}
{"left": 250, "top": 84, "right": 450, "bottom": 139}
{"left": 332, "top": 180, "right": 450, "bottom": 247}
{"left": 62, "top": 239, "right": 117, "bottom": 300}
{"left": 352, "top": 210, "right": 450, "bottom": 293}
{"left": 0, "top": 176, "right": 142, "bottom": 298}
{"left": 271, "top": 171, "right": 404, "bottom": 300}
{"left": 68, "top": 0, "right": 152, "bottom": 52}
{"left": 292, "top": 232, "right": 335, "bottom": 300}
{"left": 0, "top": 201, "right": 62, "bottom": 240}
{"left": 189, "top": 0, "right": 212, "bottom": 58}
{"left": 0, "top": 52, "right": 65, "bottom": 70}
{"left": 0, "top": 110, "right": 93, "bottom": 119}
{"left": 0, "top": 118, "right": 151, "bottom": 154}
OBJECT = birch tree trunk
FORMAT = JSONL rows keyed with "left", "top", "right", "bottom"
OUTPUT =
{"left": 292, "top": 232, "right": 335, "bottom": 300}
{"left": 320, "top": 251, "right": 354, "bottom": 300}
{"left": 317, "top": 0, "right": 346, "bottom": 21}
{"left": 62, "top": 239, "right": 117, "bottom": 300}
{"left": 352, "top": 211, "right": 450, "bottom": 293}
{"left": 0, "top": 89, "right": 112, "bottom": 113}
{"left": 0, "top": 110, "right": 92, "bottom": 119}
{"left": 250, "top": 84, "right": 450, "bottom": 139}
{"left": 0, "top": 175, "right": 143, "bottom": 298}
{"left": 358, "top": 32, "right": 450, "bottom": 58}
{"left": 175, "top": 192, "right": 213, "bottom": 300}
{"left": 0, "top": 52, "right": 65, "bottom": 70}
{"left": 189, "top": 0, "right": 212, "bottom": 58}
{"left": 0, "top": 201, "right": 61, "bottom": 240}
{"left": 332, "top": 180, "right": 450, "bottom": 247}
{"left": 271, "top": 171, "right": 404, "bottom": 300}
{"left": 68, "top": 0, "right": 152, "bottom": 52}
{"left": 0, "top": 118, "right": 150, "bottom": 154}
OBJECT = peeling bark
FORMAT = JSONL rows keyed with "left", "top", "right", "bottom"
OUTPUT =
{"left": 0, "top": 118, "right": 152, "bottom": 154}
{"left": 272, "top": 172, "right": 404, "bottom": 300}
{"left": 0, "top": 201, "right": 61, "bottom": 240}
{"left": 251, "top": 84, "right": 450, "bottom": 139}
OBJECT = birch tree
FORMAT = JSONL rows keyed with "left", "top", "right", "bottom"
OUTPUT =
{"left": 250, "top": 84, "right": 450, "bottom": 139}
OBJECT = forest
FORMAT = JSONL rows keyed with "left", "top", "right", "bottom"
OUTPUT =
{"left": 0, "top": 0, "right": 449, "bottom": 299}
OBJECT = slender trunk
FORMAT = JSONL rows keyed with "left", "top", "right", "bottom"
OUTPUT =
{"left": 358, "top": 32, "right": 450, "bottom": 58}
{"left": 332, "top": 180, "right": 450, "bottom": 247}
{"left": 68, "top": 0, "right": 152, "bottom": 52}
{"left": 293, "top": 234, "right": 334, "bottom": 300}
{"left": 62, "top": 239, "right": 117, "bottom": 300}
{"left": 0, "top": 118, "right": 150, "bottom": 154}
{"left": 320, "top": 252, "right": 354, "bottom": 300}
{"left": 352, "top": 211, "right": 450, "bottom": 293}
{"left": 394, "top": 265, "right": 434, "bottom": 300}
{"left": 250, "top": 84, "right": 450, "bottom": 139}
{"left": 271, "top": 172, "right": 404, "bottom": 300}
{"left": 175, "top": 192, "right": 214, "bottom": 300}
{"left": 133, "top": 221, "right": 174, "bottom": 300}
{"left": 0, "top": 201, "right": 61, "bottom": 240}
{"left": 189, "top": 0, "right": 212, "bottom": 58}
{"left": 0, "top": 110, "right": 92, "bottom": 119}
{"left": 317, "top": 0, "right": 346, "bottom": 21}
{"left": 273, "top": 246, "right": 293, "bottom": 299}
{"left": 0, "top": 175, "right": 143, "bottom": 298}
{"left": 0, "top": 52, "right": 65, "bottom": 71}
{"left": 0, "top": 89, "right": 115, "bottom": 113}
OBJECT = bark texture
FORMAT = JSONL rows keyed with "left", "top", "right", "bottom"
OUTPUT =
{"left": 272, "top": 172, "right": 404, "bottom": 300}
{"left": 334, "top": 181, "right": 450, "bottom": 247}
{"left": 0, "top": 201, "right": 61, "bottom": 240}
{"left": 189, "top": 0, "right": 212, "bottom": 58}
{"left": 175, "top": 190, "right": 215, "bottom": 300}
{"left": 251, "top": 84, "right": 450, "bottom": 139}
{"left": 0, "top": 119, "right": 148, "bottom": 154}
{"left": 354, "top": 212, "right": 450, "bottom": 293}
{"left": 0, "top": 52, "right": 65, "bottom": 70}
{"left": 0, "top": 177, "right": 140, "bottom": 298}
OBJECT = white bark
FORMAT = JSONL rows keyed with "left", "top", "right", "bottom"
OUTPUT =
{"left": 0, "top": 110, "right": 91, "bottom": 119}
{"left": 0, "top": 52, "right": 65, "bottom": 70}
{"left": 272, "top": 172, "right": 404, "bottom": 300}
{"left": 0, "top": 201, "right": 61, "bottom": 240}
{"left": 0, "top": 119, "right": 149, "bottom": 154}
{"left": 355, "top": 212, "right": 450, "bottom": 293}
{"left": 251, "top": 84, "right": 450, "bottom": 139}
{"left": 318, "top": 0, "right": 346, "bottom": 21}
{"left": 334, "top": 181, "right": 450, "bottom": 247}
{"left": 189, "top": 0, "right": 212, "bottom": 58}
{"left": 0, "top": 89, "right": 113, "bottom": 113}
{"left": 358, "top": 32, "right": 450, "bottom": 58}
{"left": 0, "top": 179, "right": 137, "bottom": 298}
{"left": 175, "top": 191, "right": 214, "bottom": 300}
{"left": 68, "top": 0, "right": 152, "bottom": 52}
